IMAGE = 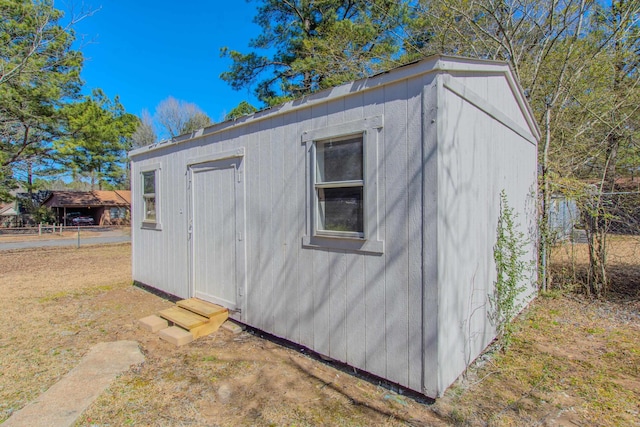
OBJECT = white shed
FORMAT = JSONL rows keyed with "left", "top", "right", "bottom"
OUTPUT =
{"left": 129, "top": 55, "right": 539, "bottom": 398}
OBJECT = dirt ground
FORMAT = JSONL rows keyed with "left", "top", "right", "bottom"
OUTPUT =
{"left": 0, "top": 242, "right": 638, "bottom": 426}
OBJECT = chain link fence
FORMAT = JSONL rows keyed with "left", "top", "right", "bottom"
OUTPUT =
{"left": 549, "top": 190, "right": 640, "bottom": 299}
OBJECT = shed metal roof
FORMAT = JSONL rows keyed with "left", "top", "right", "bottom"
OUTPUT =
{"left": 130, "top": 54, "right": 541, "bottom": 159}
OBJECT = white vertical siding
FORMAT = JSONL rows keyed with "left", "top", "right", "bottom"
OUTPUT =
{"left": 436, "top": 73, "right": 538, "bottom": 395}
{"left": 257, "top": 119, "right": 272, "bottom": 330}
{"left": 362, "top": 85, "right": 387, "bottom": 379}
{"left": 296, "top": 106, "right": 315, "bottom": 350}
{"left": 283, "top": 110, "right": 302, "bottom": 342}
{"left": 326, "top": 97, "right": 347, "bottom": 362}
{"left": 244, "top": 121, "right": 261, "bottom": 323}
{"left": 343, "top": 92, "right": 367, "bottom": 369}
{"left": 454, "top": 74, "right": 532, "bottom": 133}
{"left": 130, "top": 56, "right": 538, "bottom": 397}
{"left": 271, "top": 114, "right": 287, "bottom": 337}
{"left": 309, "top": 102, "right": 331, "bottom": 357}
{"left": 383, "top": 79, "right": 410, "bottom": 386}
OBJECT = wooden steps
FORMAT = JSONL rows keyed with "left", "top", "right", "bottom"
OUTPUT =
{"left": 177, "top": 298, "right": 226, "bottom": 318}
{"left": 138, "top": 298, "right": 229, "bottom": 346}
{"left": 158, "top": 306, "right": 208, "bottom": 330}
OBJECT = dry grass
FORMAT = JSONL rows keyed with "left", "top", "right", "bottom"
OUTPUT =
{"left": 1, "top": 240, "right": 638, "bottom": 426}
{"left": 0, "top": 244, "right": 144, "bottom": 422}
{"left": 551, "top": 235, "right": 640, "bottom": 298}
{"left": 432, "top": 293, "right": 640, "bottom": 426}
{"left": 0, "top": 230, "right": 103, "bottom": 243}
{"left": 0, "top": 244, "right": 442, "bottom": 426}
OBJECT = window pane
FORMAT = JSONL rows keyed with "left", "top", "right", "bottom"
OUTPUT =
{"left": 316, "top": 136, "right": 363, "bottom": 183}
{"left": 144, "top": 196, "right": 156, "bottom": 221}
{"left": 143, "top": 171, "right": 155, "bottom": 194}
{"left": 318, "top": 187, "right": 363, "bottom": 233}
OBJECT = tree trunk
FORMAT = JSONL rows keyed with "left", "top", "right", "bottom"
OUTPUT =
{"left": 27, "top": 161, "right": 33, "bottom": 195}
{"left": 603, "top": 131, "right": 620, "bottom": 193}
{"left": 584, "top": 198, "right": 608, "bottom": 297}
{"left": 585, "top": 18, "right": 626, "bottom": 297}
{"left": 540, "top": 106, "right": 552, "bottom": 291}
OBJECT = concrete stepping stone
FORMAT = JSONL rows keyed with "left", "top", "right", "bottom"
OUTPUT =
{"left": 4, "top": 340, "right": 144, "bottom": 427}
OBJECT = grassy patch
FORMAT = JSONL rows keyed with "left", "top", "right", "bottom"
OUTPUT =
{"left": 434, "top": 292, "right": 640, "bottom": 426}
{"left": 37, "top": 284, "right": 120, "bottom": 303}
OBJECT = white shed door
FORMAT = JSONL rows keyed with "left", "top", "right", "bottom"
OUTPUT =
{"left": 189, "top": 158, "right": 242, "bottom": 309}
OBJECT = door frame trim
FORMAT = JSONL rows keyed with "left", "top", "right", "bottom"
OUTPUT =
{"left": 187, "top": 148, "right": 246, "bottom": 319}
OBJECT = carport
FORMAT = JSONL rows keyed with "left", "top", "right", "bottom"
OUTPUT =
{"left": 42, "top": 191, "right": 131, "bottom": 226}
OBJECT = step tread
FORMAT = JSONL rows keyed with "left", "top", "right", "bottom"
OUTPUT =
{"left": 177, "top": 298, "right": 228, "bottom": 318}
{"left": 191, "top": 310, "right": 229, "bottom": 339}
{"left": 158, "top": 306, "right": 207, "bottom": 330}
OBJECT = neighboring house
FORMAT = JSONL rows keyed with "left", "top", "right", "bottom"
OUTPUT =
{"left": 129, "top": 55, "right": 539, "bottom": 398}
{"left": 42, "top": 190, "right": 131, "bottom": 225}
{"left": 0, "top": 202, "right": 18, "bottom": 227}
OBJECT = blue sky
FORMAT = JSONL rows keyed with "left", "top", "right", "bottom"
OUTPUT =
{"left": 58, "top": 0, "right": 263, "bottom": 123}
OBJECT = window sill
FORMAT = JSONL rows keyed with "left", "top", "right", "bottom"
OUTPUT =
{"left": 316, "top": 230, "right": 364, "bottom": 239}
{"left": 141, "top": 221, "right": 162, "bottom": 231}
{"left": 302, "top": 235, "right": 384, "bottom": 255}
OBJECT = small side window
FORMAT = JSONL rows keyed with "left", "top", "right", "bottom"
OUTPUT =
{"left": 302, "top": 115, "right": 384, "bottom": 254}
{"left": 314, "top": 135, "right": 364, "bottom": 237}
{"left": 142, "top": 170, "right": 157, "bottom": 223}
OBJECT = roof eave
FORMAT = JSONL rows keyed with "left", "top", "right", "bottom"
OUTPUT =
{"left": 130, "top": 54, "right": 540, "bottom": 158}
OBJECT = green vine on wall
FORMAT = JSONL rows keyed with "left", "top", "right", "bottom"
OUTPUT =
{"left": 489, "top": 190, "right": 531, "bottom": 350}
